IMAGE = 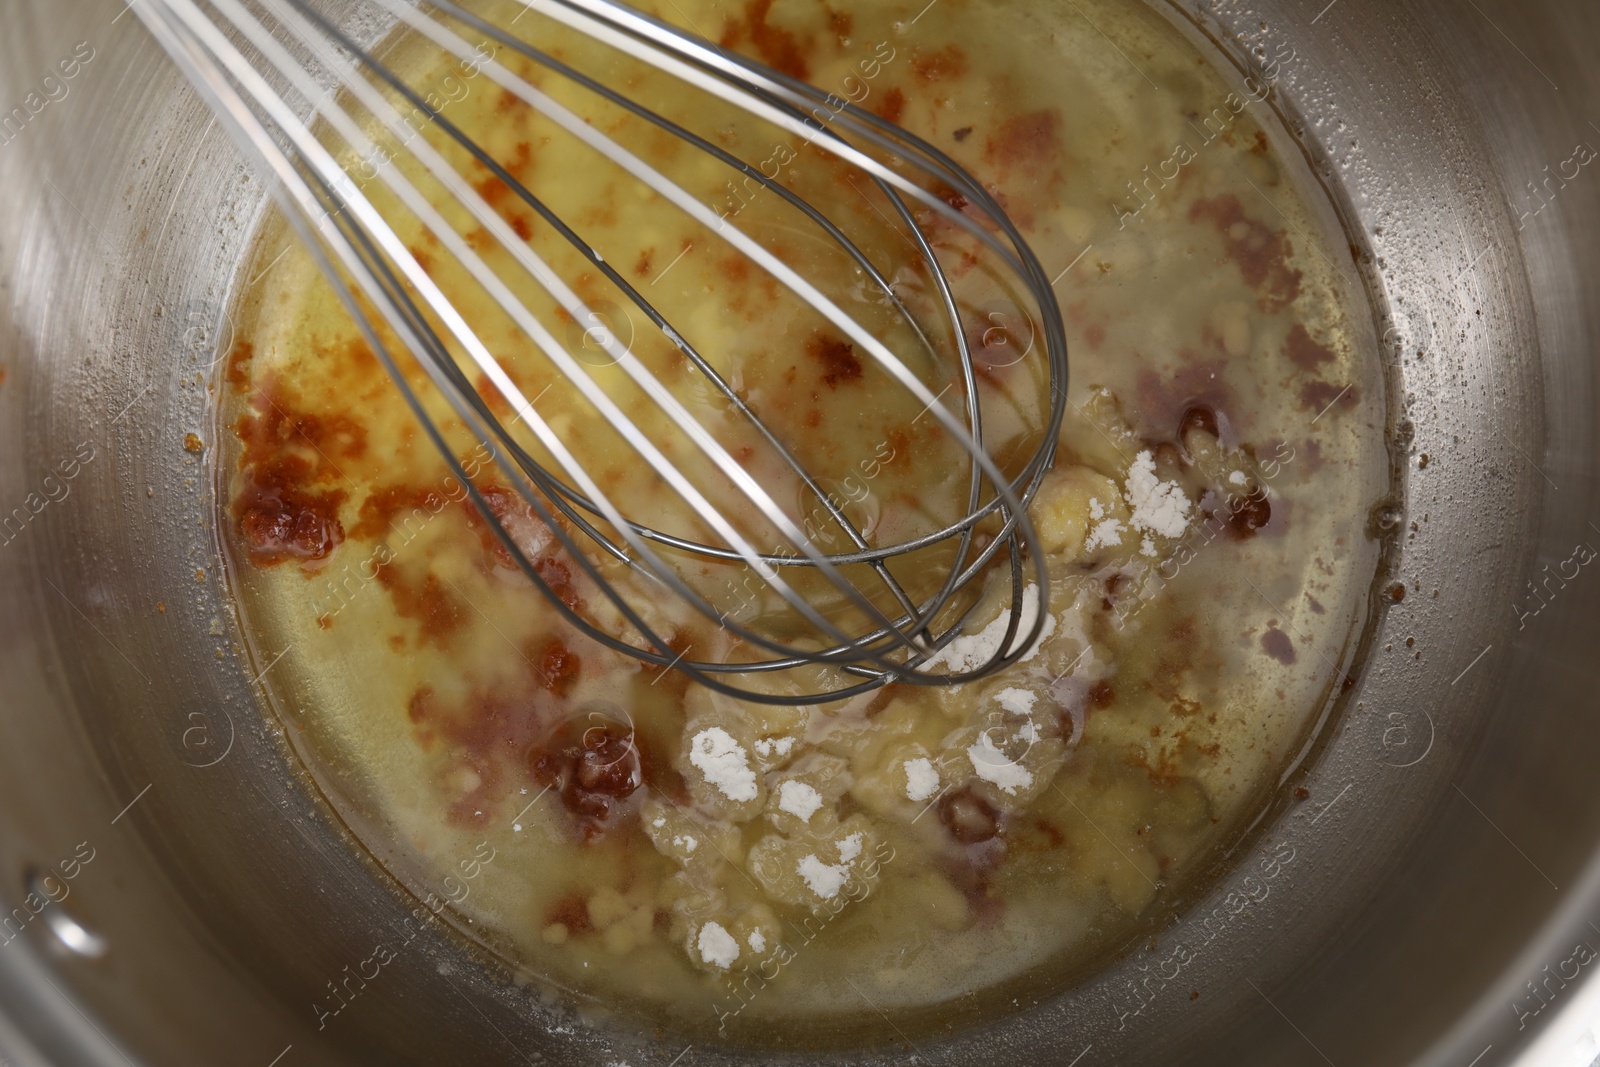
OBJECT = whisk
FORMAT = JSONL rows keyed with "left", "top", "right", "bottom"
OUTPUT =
{"left": 136, "top": 0, "right": 1070, "bottom": 705}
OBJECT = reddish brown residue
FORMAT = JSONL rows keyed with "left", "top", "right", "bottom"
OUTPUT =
{"left": 825, "top": 8, "right": 853, "bottom": 40}
{"left": 1083, "top": 322, "right": 1107, "bottom": 351}
{"left": 942, "top": 858, "right": 1004, "bottom": 925}
{"left": 505, "top": 141, "right": 534, "bottom": 183}
{"left": 1179, "top": 404, "right": 1220, "bottom": 445}
{"left": 374, "top": 568, "right": 465, "bottom": 648}
{"left": 1010, "top": 817, "right": 1066, "bottom": 854}
{"left": 1170, "top": 695, "right": 1203, "bottom": 719}
{"left": 635, "top": 247, "right": 655, "bottom": 277}
{"left": 539, "top": 638, "right": 582, "bottom": 695}
{"left": 912, "top": 45, "right": 968, "bottom": 82}
{"left": 1222, "top": 489, "right": 1272, "bottom": 540}
{"left": 225, "top": 339, "right": 254, "bottom": 387}
{"left": 968, "top": 308, "right": 1034, "bottom": 378}
{"left": 1283, "top": 323, "right": 1336, "bottom": 371}
{"left": 350, "top": 483, "right": 447, "bottom": 541}
{"left": 546, "top": 891, "right": 594, "bottom": 934}
{"left": 1187, "top": 194, "right": 1302, "bottom": 311}
{"left": 534, "top": 557, "right": 582, "bottom": 613}
{"left": 473, "top": 173, "right": 515, "bottom": 211}
{"left": 720, "top": 254, "right": 751, "bottom": 285}
{"left": 808, "top": 333, "right": 862, "bottom": 388}
{"left": 235, "top": 477, "right": 346, "bottom": 565}
{"left": 874, "top": 86, "right": 906, "bottom": 125}
{"left": 407, "top": 682, "right": 549, "bottom": 826}
{"left": 232, "top": 381, "right": 364, "bottom": 565}
{"left": 1134, "top": 361, "right": 1236, "bottom": 446}
{"left": 1087, "top": 680, "right": 1117, "bottom": 710}
{"left": 530, "top": 719, "right": 646, "bottom": 841}
{"left": 1125, "top": 747, "right": 1185, "bottom": 789}
{"left": 1387, "top": 582, "right": 1406, "bottom": 603}
{"left": 1299, "top": 380, "right": 1357, "bottom": 417}
{"left": 720, "top": 0, "right": 809, "bottom": 80}
{"left": 940, "top": 788, "right": 1001, "bottom": 843}
{"left": 1260, "top": 626, "right": 1296, "bottom": 664}
{"left": 1301, "top": 437, "right": 1324, "bottom": 476}
{"left": 985, "top": 109, "right": 1061, "bottom": 172}
{"left": 460, "top": 486, "right": 584, "bottom": 612}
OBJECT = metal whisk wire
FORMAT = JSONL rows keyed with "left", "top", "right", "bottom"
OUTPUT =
{"left": 135, "top": 0, "right": 1070, "bottom": 704}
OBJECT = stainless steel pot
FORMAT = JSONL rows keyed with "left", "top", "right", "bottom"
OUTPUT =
{"left": 2, "top": 0, "right": 1597, "bottom": 1064}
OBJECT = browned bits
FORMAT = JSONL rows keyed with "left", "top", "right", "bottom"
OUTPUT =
{"left": 530, "top": 721, "right": 644, "bottom": 842}
{"left": 718, "top": 0, "right": 809, "bottom": 80}
{"left": 374, "top": 569, "right": 465, "bottom": 649}
{"left": 1187, "top": 194, "right": 1303, "bottom": 311}
{"left": 545, "top": 890, "right": 593, "bottom": 934}
{"left": 1282, "top": 323, "right": 1336, "bottom": 371}
{"left": 984, "top": 109, "right": 1060, "bottom": 171}
{"left": 1299, "top": 379, "right": 1358, "bottom": 417}
{"left": 1225, "top": 490, "right": 1272, "bottom": 539}
{"left": 939, "top": 788, "right": 1001, "bottom": 843}
{"left": 910, "top": 44, "right": 968, "bottom": 82}
{"left": 807, "top": 333, "right": 863, "bottom": 388}
{"left": 575, "top": 731, "right": 643, "bottom": 799}
{"left": 1260, "top": 627, "right": 1296, "bottom": 665}
{"left": 1388, "top": 582, "right": 1406, "bottom": 602}
{"left": 231, "top": 381, "right": 366, "bottom": 565}
{"left": 874, "top": 86, "right": 906, "bottom": 125}
{"left": 236, "top": 481, "right": 345, "bottom": 564}
{"left": 183, "top": 432, "right": 204, "bottom": 453}
{"left": 1179, "top": 404, "right": 1219, "bottom": 441}
{"left": 224, "top": 338, "right": 253, "bottom": 386}
{"left": 540, "top": 638, "right": 582, "bottom": 696}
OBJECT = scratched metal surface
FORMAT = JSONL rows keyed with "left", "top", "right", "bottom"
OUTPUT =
{"left": 0, "top": 0, "right": 1594, "bottom": 1064}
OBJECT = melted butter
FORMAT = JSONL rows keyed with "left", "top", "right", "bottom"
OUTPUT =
{"left": 216, "top": 0, "right": 1390, "bottom": 1045}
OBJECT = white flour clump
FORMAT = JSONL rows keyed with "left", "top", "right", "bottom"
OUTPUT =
{"left": 924, "top": 584, "right": 1056, "bottom": 672}
{"left": 797, "top": 855, "right": 849, "bottom": 899}
{"left": 1125, "top": 450, "right": 1191, "bottom": 539}
{"left": 967, "top": 733, "right": 1034, "bottom": 795}
{"left": 697, "top": 922, "right": 739, "bottom": 969}
{"left": 903, "top": 757, "right": 940, "bottom": 802}
{"left": 747, "top": 929, "right": 767, "bottom": 953}
{"left": 754, "top": 736, "right": 795, "bottom": 758}
{"left": 995, "top": 687, "right": 1037, "bottom": 716}
{"left": 1085, "top": 517, "right": 1125, "bottom": 550}
{"left": 689, "top": 727, "right": 758, "bottom": 801}
{"left": 777, "top": 780, "right": 824, "bottom": 821}
{"left": 837, "top": 832, "right": 864, "bottom": 862}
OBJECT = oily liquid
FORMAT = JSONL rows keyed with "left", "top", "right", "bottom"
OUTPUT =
{"left": 216, "top": 0, "right": 1390, "bottom": 1047}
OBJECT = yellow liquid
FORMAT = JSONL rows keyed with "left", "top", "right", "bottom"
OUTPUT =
{"left": 217, "top": 0, "right": 1389, "bottom": 1046}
